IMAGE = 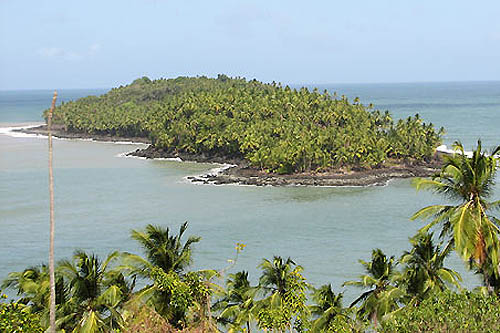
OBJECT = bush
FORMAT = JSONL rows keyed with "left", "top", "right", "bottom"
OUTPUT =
{"left": 0, "top": 293, "right": 44, "bottom": 333}
{"left": 380, "top": 291, "right": 500, "bottom": 332}
{"left": 122, "top": 304, "right": 216, "bottom": 333}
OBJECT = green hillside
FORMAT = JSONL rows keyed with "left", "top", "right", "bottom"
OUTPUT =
{"left": 48, "top": 75, "right": 444, "bottom": 173}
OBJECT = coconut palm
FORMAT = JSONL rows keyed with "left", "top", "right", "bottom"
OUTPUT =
{"left": 56, "top": 250, "right": 131, "bottom": 332}
{"left": 1, "top": 264, "right": 67, "bottom": 320}
{"left": 215, "top": 271, "right": 257, "bottom": 332}
{"left": 119, "top": 222, "right": 201, "bottom": 324}
{"left": 309, "top": 284, "right": 344, "bottom": 332}
{"left": 398, "top": 233, "right": 462, "bottom": 302}
{"left": 258, "top": 256, "right": 296, "bottom": 297}
{"left": 255, "top": 256, "right": 310, "bottom": 332}
{"left": 344, "top": 249, "right": 403, "bottom": 326}
{"left": 412, "top": 140, "right": 500, "bottom": 291}
{"left": 47, "top": 91, "right": 58, "bottom": 333}
{"left": 122, "top": 222, "right": 200, "bottom": 278}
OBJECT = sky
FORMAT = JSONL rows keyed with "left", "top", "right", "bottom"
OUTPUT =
{"left": 1, "top": 0, "right": 499, "bottom": 90}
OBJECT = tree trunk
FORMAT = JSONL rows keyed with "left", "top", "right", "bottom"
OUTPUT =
{"left": 372, "top": 310, "right": 378, "bottom": 329}
{"left": 481, "top": 267, "right": 494, "bottom": 294}
{"left": 48, "top": 91, "right": 58, "bottom": 333}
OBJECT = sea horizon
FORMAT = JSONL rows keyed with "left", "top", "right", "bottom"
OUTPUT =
{"left": 1, "top": 78, "right": 500, "bottom": 92}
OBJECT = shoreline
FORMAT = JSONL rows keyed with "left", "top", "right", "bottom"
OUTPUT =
{"left": 184, "top": 160, "right": 440, "bottom": 187}
{"left": 16, "top": 124, "right": 441, "bottom": 187}
{"left": 15, "top": 124, "right": 150, "bottom": 144}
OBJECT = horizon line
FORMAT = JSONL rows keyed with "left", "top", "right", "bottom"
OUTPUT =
{"left": 1, "top": 78, "right": 500, "bottom": 92}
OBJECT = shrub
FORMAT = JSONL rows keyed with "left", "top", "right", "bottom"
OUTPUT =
{"left": 380, "top": 291, "right": 500, "bottom": 332}
{"left": 0, "top": 293, "right": 44, "bottom": 333}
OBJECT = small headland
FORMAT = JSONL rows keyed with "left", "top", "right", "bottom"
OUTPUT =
{"left": 129, "top": 145, "right": 442, "bottom": 187}
{"left": 18, "top": 125, "right": 442, "bottom": 187}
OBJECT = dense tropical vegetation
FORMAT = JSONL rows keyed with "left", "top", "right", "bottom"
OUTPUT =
{"left": 379, "top": 291, "right": 500, "bottom": 332}
{"left": 2, "top": 142, "right": 498, "bottom": 332}
{"left": 47, "top": 75, "right": 444, "bottom": 173}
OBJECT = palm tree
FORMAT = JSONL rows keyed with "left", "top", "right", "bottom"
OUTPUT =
{"left": 119, "top": 222, "right": 201, "bottom": 324}
{"left": 255, "top": 256, "right": 309, "bottom": 332}
{"left": 309, "top": 284, "right": 344, "bottom": 332}
{"left": 47, "top": 91, "right": 58, "bottom": 333}
{"left": 258, "top": 256, "right": 296, "bottom": 297}
{"left": 1, "top": 264, "right": 67, "bottom": 321}
{"left": 56, "top": 250, "right": 131, "bottom": 332}
{"left": 398, "top": 233, "right": 462, "bottom": 302}
{"left": 216, "top": 271, "right": 257, "bottom": 332}
{"left": 122, "top": 222, "right": 201, "bottom": 277}
{"left": 412, "top": 140, "right": 500, "bottom": 291}
{"left": 344, "top": 249, "right": 403, "bottom": 326}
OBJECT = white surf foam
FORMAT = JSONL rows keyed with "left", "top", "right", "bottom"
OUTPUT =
{"left": 436, "top": 144, "right": 472, "bottom": 157}
{"left": 181, "top": 163, "right": 237, "bottom": 186}
{"left": 436, "top": 144, "right": 498, "bottom": 158}
{"left": 0, "top": 124, "right": 45, "bottom": 138}
{"left": 0, "top": 124, "right": 149, "bottom": 146}
{"left": 116, "top": 152, "right": 182, "bottom": 162}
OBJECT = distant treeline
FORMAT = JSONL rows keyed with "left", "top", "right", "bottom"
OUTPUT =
{"left": 48, "top": 75, "right": 444, "bottom": 173}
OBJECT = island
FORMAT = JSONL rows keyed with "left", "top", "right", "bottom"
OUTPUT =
{"left": 23, "top": 75, "right": 445, "bottom": 186}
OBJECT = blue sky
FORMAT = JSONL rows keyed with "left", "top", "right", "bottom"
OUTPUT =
{"left": 1, "top": 0, "right": 499, "bottom": 89}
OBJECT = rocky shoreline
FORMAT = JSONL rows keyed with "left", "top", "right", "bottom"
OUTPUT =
{"left": 129, "top": 145, "right": 441, "bottom": 187}
{"left": 18, "top": 125, "right": 441, "bottom": 187}
{"left": 191, "top": 164, "right": 439, "bottom": 187}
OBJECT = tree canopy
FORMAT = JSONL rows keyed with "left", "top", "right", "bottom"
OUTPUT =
{"left": 48, "top": 75, "right": 444, "bottom": 174}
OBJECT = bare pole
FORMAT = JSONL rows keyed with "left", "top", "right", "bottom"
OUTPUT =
{"left": 47, "top": 91, "right": 58, "bottom": 333}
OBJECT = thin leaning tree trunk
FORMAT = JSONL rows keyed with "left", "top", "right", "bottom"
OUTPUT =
{"left": 47, "top": 91, "right": 58, "bottom": 333}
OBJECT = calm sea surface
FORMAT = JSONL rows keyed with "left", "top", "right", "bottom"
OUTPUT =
{"left": 1, "top": 82, "right": 499, "bottom": 300}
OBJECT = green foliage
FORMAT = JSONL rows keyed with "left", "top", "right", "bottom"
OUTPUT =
{"left": 215, "top": 271, "right": 257, "bottom": 332}
{"left": 309, "top": 284, "right": 347, "bottom": 332}
{"left": 398, "top": 232, "right": 462, "bottom": 302}
{"left": 56, "top": 250, "right": 131, "bottom": 332}
{"left": 344, "top": 249, "right": 403, "bottom": 323}
{"left": 2, "top": 252, "right": 131, "bottom": 332}
{"left": 0, "top": 292, "right": 43, "bottom": 332}
{"left": 121, "top": 304, "right": 175, "bottom": 333}
{"left": 122, "top": 222, "right": 201, "bottom": 278}
{"left": 118, "top": 222, "right": 206, "bottom": 328}
{"left": 380, "top": 290, "right": 500, "bottom": 332}
{"left": 255, "top": 258, "right": 310, "bottom": 332}
{"left": 48, "top": 76, "right": 443, "bottom": 173}
{"left": 1, "top": 264, "right": 65, "bottom": 317}
{"left": 412, "top": 140, "right": 500, "bottom": 291}
{"left": 309, "top": 308, "right": 364, "bottom": 333}
{"left": 150, "top": 267, "right": 212, "bottom": 317}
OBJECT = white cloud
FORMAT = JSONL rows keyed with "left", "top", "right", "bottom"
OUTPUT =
{"left": 37, "top": 44, "right": 101, "bottom": 61}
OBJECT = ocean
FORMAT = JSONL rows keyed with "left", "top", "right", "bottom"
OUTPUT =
{"left": 1, "top": 82, "right": 499, "bottom": 300}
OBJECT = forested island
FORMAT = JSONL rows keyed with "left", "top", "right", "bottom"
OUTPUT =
{"left": 24, "top": 75, "right": 445, "bottom": 186}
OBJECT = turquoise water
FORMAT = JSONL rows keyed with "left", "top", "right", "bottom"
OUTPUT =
{"left": 1, "top": 83, "right": 499, "bottom": 300}
{"left": 0, "top": 89, "right": 107, "bottom": 122}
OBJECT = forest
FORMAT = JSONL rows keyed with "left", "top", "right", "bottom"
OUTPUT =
{"left": 2, "top": 141, "right": 500, "bottom": 332}
{"left": 47, "top": 75, "right": 444, "bottom": 174}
